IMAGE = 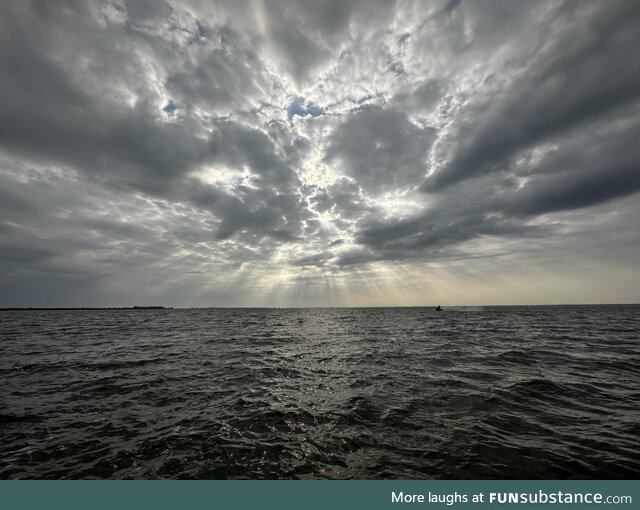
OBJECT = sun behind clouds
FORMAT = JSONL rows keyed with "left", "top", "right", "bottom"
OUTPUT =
{"left": 1, "top": 1, "right": 639, "bottom": 307}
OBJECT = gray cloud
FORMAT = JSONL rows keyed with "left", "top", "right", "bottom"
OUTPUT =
{"left": 325, "top": 107, "right": 434, "bottom": 193}
{"left": 1, "top": 0, "right": 639, "bottom": 306}
{"left": 423, "top": 1, "right": 640, "bottom": 191}
{"left": 499, "top": 117, "right": 640, "bottom": 217}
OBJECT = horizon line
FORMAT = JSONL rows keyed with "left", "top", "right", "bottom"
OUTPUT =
{"left": 1, "top": 302, "right": 639, "bottom": 311}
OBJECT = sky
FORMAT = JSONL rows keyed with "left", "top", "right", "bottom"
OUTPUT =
{"left": 1, "top": 0, "right": 639, "bottom": 307}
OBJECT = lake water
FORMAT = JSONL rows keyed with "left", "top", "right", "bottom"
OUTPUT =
{"left": 1, "top": 306, "right": 639, "bottom": 479}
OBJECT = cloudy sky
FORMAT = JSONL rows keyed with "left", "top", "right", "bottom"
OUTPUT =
{"left": 1, "top": 0, "right": 639, "bottom": 307}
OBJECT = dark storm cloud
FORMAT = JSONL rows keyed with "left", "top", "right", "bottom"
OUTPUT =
{"left": 164, "top": 24, "right": 264, "bottom": 112}
{"left": 325, "top": 107, "right": 435, "bottom": 194}
{"left": 0, "top": 2, "right": 210, "bottom": 195}
{"left": 423, "top": 1, "right": 640, "bottom": 192}
{"left": 497, "top": 116, "right": 640, "bottom": 217}
{"left": 345, "top": 191, "right": 549, "bottom": 266}
{"left": 291, "top": 252, "right": 334, "bottom": 267}
{"left": 261, "top": 0, "right": 394, "bottom": 84}
{"left": 208, "top": 119, "right": 299, "bottom": 189}
{"left": 391, "top": 80, "right": 446, "bottom": 114}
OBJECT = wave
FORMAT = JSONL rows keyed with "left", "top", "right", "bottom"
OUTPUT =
{"left": 1, "top": 305, "right": 639, "bottom": 479}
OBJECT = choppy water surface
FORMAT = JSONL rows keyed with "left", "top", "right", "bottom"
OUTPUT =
{"left": 1, "top": 306, "right": 639, "bottom": 479}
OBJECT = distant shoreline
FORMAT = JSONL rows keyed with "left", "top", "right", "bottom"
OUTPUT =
{"left": 0, "top": 306, "right": 173, "bottom": 311}
{"left": 1, "top": 303, "right": 639, "bottom": 311}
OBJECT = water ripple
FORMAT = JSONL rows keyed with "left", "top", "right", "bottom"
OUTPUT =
{"left": 0, "top": 305, "right": 639, "bottom": 479}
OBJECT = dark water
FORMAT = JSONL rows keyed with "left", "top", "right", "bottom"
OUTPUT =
{"left": 1, "top": 306, "right": 639, "bottom": 479}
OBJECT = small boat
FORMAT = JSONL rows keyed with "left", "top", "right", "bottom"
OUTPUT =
{"left": 435, "top": 305, "right": 442, "bottom": 311}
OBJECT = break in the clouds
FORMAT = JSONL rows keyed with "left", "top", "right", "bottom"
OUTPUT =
{"left": 1, "top": 0, "right": 639, "bottom": 307}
